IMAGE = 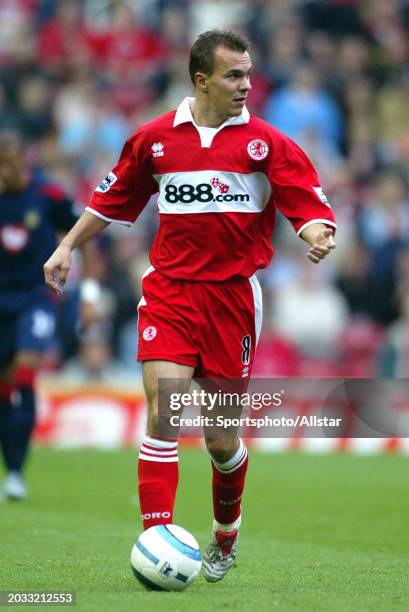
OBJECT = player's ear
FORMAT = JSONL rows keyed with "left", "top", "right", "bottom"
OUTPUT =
{"left": 195, "top": 72, "right": 208, "bottom": 92}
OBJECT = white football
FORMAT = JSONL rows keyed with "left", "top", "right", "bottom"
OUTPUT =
{"left": 130, "top": 524, "right": 202, "bottom": 591}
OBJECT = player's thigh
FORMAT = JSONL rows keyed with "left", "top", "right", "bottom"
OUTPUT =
{"left": 0, "top": 315, "right": 43, "bottom": 379}
{"left": 14, "top": 350, "right": 43, "bottom": 371}
{"left": 143, "top": 360, "right": 195, "bottom": 402}
{"left": 142, "top": 360, "right": 194, "bottom": 436}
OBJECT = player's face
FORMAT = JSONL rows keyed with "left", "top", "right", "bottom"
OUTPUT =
{"left": 0, "top": 149, "right": 26, "bottom": 194}
{"left": 205, "top": 47, "right": 252, "bottom": 119}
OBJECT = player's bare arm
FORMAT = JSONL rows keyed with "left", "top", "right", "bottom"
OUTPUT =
{"left": 43, "top": 211, "right": 109, "bottom": 295}
{"left": 300, "top": 222, "right": 336, "bottom": 264}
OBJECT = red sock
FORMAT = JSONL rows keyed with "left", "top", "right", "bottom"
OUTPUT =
{"left": 212, "top": 439, "right": 248, "bottom": 525}
{"left": 138, "top": 435, "right": 179, "bottom": 530}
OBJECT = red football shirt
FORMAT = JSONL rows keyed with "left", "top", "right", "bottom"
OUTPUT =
{"left": 87, "top": 97, "right": 336, "bottom": 281}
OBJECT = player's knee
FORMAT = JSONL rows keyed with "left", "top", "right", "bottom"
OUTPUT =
{"left": 205, "top": 437, "right": 239, "bottom": 463}
{"left": 15, "top": 351, "right": 42, "bottom": 372}
{"left": 146, "top": 399, "right": 159, "bottom": 437}
{"left": 144, "top": 385, "right": 174, "bottom": 438}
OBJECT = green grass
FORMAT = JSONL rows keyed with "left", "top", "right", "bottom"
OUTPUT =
{"left": 0, "top": 448, "right": 408, "bottom": 611}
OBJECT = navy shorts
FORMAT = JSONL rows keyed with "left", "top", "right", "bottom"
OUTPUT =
{"left": 0, "top": 298, "right": 56, "bottom": 368}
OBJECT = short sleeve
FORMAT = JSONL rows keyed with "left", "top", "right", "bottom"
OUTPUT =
{"left": 86, "top": 129, "right": 158, "bottom": 226}
{"left": 267, "top": 135, "right": 337, "bottom": 236}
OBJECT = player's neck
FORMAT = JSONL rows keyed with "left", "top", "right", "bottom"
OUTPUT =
{"left": 191, "top": 99, "right": 229, "bottom": 129}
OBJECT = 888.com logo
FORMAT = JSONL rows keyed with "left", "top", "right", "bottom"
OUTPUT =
{"left": 164, "top": 177, "right": 250, "bottom": 204}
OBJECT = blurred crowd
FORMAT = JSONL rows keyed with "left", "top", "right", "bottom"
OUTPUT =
{"left": 1, "top": 0, "right": 409, "bottom": 380}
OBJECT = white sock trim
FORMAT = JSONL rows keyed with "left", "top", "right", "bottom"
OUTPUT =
{"left": 143, "top": 435, "right": 178, "bottom": 449}
{"left": 212, "top": 439, "right": 247, "bottom": 474}
{"left": 138, "top": 454, "right": 179, "bottom": 463}
{"left": 213, "top": 514, "right": 241, "bottom": 533}
{"left": 140, "top": 447, "right": 178, "bottom": 456}
{"left": 139, "top": 435, "right": 179, "bottom": 462}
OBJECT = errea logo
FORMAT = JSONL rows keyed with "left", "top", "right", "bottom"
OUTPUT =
{"left": 151, "top": 142, "right": 164, "bottom": 158}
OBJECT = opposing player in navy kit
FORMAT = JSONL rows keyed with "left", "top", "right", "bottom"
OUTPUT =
{"left": 0, "top": 132, "right": 92, "bottom": 501}
{"left": 44, "top": 30, "right": 336, "bottom": 582}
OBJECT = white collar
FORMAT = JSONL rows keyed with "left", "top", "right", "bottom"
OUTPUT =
{"left": 173, "top": 96, "right": 250, "bottom": 129}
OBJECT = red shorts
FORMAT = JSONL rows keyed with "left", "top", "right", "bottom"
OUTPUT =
{"left": 137, "top": 267, "right": 262, "bottom": 378}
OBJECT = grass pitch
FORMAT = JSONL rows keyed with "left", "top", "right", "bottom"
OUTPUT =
{"left": 0, "top": 448, "right": 408, "bottom": 611}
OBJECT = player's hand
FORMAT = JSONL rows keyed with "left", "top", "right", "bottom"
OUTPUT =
{"left": 43, "top": 243, "right": 72, "bottom": 295}
{"left": 307, "top": 228, "right": 336, "bottom": 264}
